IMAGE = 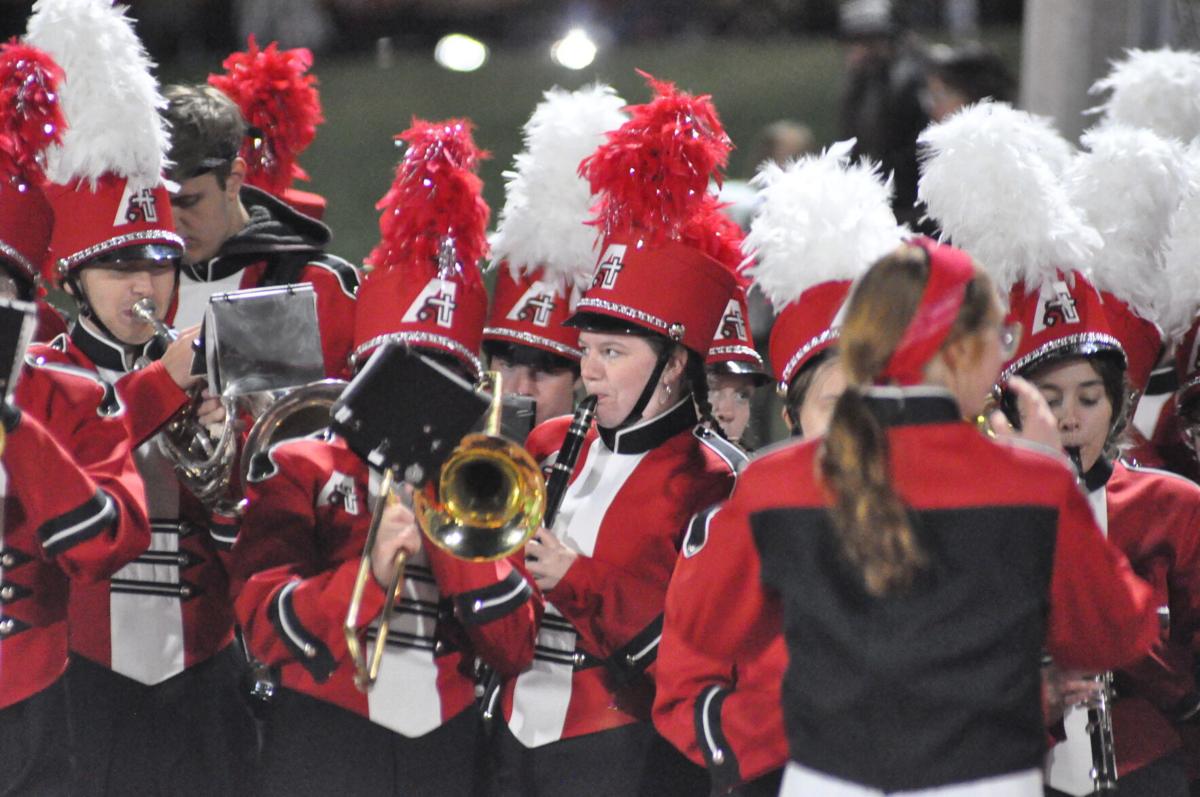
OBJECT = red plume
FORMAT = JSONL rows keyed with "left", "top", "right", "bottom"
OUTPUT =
{"left": 0, "top": 40, "right": 64, "bottom": 184}
{"left": 579, "top": 71, "right": 731, "bottom": 245}
{"left": 683, "top": 194, "right": 747, "bottom": 280}
{"left": 208, "top": 36, "right": 323, "bottom": 195}
{"left": 366, "top": 118, "right": 490, "bottom": 287}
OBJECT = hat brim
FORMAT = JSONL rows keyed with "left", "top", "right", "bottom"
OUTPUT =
{"left": 86, "top": 243, "right": 182, "bottom": 267}
{"left": 707, "top": 360, "right": 770, "bottom": 385}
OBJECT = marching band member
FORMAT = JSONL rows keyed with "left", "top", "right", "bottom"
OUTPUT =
{"left": 485, "top": 85, "right": 629, "bottom": 430}
{"left": 26, "top": 2, "right": 257, "bottom": 792}
{"left": 232, "top": 119, "right": 539, "bottom": 797}
{"left": 655, "top": 141, "right": 902, "bottom": 796}
{"left": 919, "top": 99, "right": 1200, "bottom": 797}
{"left": 493, "top": 74, "right": 743, "bottom": 797}
{"left": 208, "top": 36, "right": 328, "bottom": 220}
{"left": 0, "top": 40, "right": 151, "bottom": 796}
{"left": 161, "top": 42, "right": 357, "bottom": 378}
{"left": 1019, "top": 132, "right": 1200, "bottom": 797}
{"left": 1003, "top": 272, "right": 1200, "bottom": 797}
{"left": 704, "top": 284, "right": 769, "bottom": 448}
{"left": 687, "top": 237, "right": 1159, "bottom": 797}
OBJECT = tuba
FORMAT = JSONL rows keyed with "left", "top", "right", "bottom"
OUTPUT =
{"left": 131, "top": 298, "right": 240, "bottom": 510}
{"left": 344, "top": 371, "right": 546, "bottom": 691}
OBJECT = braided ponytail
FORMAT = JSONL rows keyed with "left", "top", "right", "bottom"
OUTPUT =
{"left": 819, "top": 245, "right": 994, "bottom": 596}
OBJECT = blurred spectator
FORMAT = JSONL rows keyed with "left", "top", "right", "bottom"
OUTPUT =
{"left": 837, "top": 0, "right": 929, "bottom": 228}
{"left": 924, "top": 41, "right": 1015, "bottom": 121}
{"left": 237, "top": 0, "right": 334, "bottom": 51}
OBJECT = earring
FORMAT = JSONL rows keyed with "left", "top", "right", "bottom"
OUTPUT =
{"left": 663, "top": 383, "right": 672, "bottom": 398}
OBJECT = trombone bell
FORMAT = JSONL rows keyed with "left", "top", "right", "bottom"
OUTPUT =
{"left": 416, "top": 433, "right": 546, "bottom": 561}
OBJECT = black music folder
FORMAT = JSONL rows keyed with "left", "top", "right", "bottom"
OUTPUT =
{"left": 330, "top": 343, "right": 490, "bottom": 485}
{"left": 0, "top": 297, "right": 37, "bottom": 401}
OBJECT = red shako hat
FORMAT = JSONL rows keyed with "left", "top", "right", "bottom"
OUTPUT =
{"left": 706, "top": 284, "right": 767, "bottom": 381}
{"left": 352, "top": 118, "right": 489, "bottom": 378}
{"left": 742, "top": 140, "right": 905, "bottom": 391}
{"left": 26, "top": 0, "right": 181, "bottom": 282}
{"left": 486, "top": 84, "right": 629, "bottom": 362}
{"left": 0, "top": 40, "right": 64, "bottom": 287}
{"left": 1002, "top": 270, "right": 1126, "bottom": 380}
{"left": 570, "top": 73, "right": 738, "bottom": 355}
{"left": 208, "top": 36, "right": 324, "bottom": 215}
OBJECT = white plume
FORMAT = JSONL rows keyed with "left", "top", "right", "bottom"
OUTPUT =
{"left": 1066, "top": 123, "right": 1196, "bottom": 321}
{"left": 1091, "top": 48, "right": 1200, "bottom": 143}
{"left": 918, "top": 101, "right": 1100, "bottom": 291}
{"left": 26, "top": 0, "right": 170, "bottom": 190}
{"left": 742, "top": 139, "right": 906, "bottom": 311}
{"left": 489, "top": 84, "right": 627, "bottom": 291}
{"left": 1158, "top": 148, "right": 1200, "bottom": 339}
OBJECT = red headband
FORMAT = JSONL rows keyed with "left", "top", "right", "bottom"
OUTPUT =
{"left": 879, "top": 238, "right": 975, "bottom": 386}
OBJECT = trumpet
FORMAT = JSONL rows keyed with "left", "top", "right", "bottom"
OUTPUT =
{"left": 344, "top": 371, "right": 546, "bottom": 691}
{"left": 131, "top": 298, "right": 239, "bottom": 511}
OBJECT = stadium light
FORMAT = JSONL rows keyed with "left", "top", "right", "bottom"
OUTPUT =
{"left": 551, "top": 29, "right": 597, "bottom": 70}
{"left": 435, "top": 34, "right": 488, "bottom": 72}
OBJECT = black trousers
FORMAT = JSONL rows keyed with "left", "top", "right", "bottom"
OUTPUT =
{"left": 491, "top": 720, "right": 711, "bottom": 797}
{"left": 66, "top": 646, "right": 258, "bottom": 797}
{"left": 0, "top": 676, "right": 71, "bottom": 796}
{"left": 256, "top": 686, "right": 484, "bottom": 797}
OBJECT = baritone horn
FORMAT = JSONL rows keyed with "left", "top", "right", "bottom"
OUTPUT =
{"left": 344, "top": 371, "right": 546, "bottom": 691}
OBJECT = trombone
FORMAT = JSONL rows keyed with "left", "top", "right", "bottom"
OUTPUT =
{"left": 343, "top": 371, "right": 546, "bottom": 691}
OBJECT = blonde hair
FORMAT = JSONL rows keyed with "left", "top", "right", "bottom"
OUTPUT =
{"left": 819, "top": 243, "right": 995, "bottom": 595}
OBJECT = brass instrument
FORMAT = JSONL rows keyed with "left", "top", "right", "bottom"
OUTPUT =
{"left": 480, "top": 394, "right": 596, "bottom": 722}
{"left": 344, "top": 371, "right": 546, "bottom": 691}
{"left": 131, "top": 298, "right": 239, "bottom": 510}
{"left": 239, "top": 379, "right": 347, "bottom": 492}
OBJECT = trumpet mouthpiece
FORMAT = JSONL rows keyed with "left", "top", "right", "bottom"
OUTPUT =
{"left": 131, "top": 298, "right": 158, "bottom": 322}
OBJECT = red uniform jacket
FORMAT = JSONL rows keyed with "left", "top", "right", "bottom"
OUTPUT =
{"left": 687, "top": 392, "right": 1158, "bottom": 792}
{"left": 655, "top": 499, "right": 789, "bottom": 793}
{"left": 174, "top": 185, "right": 359, "bottom": 379}
{"left": 1053, "top": 459, "right": 1200, "bottom": 778}
{"left": 1, "top": 364, "right": 149, "bottom": 708}
{"left": 500, "top": 399, "right": 741, "bottom": 748}
{"left": 232, "top": 436, "right": 539, "bottom": 737}
{"left": 29, "top": 326, "right": 237, "bottom": 684}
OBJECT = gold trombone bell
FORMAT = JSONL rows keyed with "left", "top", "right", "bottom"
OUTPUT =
{"left": 344, "top": 372, "right": 546, "bottom": 691}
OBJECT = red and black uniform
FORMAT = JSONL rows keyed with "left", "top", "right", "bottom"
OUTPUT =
{"left": 174, "top": 185, "right": 359, "bottom": 379}
{"left": 655, "top": 497, "right": 788, "bottom": 796}
{"left": 1044, "top": 458, "right": 1200, "bottom": 794}
{"left": 0, "top": 366, "right": 149, "bottom": 795}
{"left": 30, "top": 323, "right": 256, "bottom": 797}
{"left": 494, "top": 399, "right": 741, "bottom": 795}
{"left": 689, "top": 391, "right": 1158, "bottom": 795}
{"left": 232, "top": 435, "right": 539, "bottom": 796}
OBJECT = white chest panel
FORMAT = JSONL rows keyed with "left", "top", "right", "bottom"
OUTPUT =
{"left": 508, "top": 440, "right": 647, "bottom": 748}
{"left": 108, "top": 435, "right": 185, "bottom": 684}
{"left": 175, "top": 269, "right": 244, "bottom": 330}
{"left": 1044, "top": 484, "right": 1108, "bottom": 794}
{"left": 362, "top": 469, "right": 444, "bottom": 737}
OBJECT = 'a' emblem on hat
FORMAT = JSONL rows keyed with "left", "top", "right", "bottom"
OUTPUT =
{"left": 593, "top": 244, "right": 626, "bottom": 290}
{"left": 112, "top": 182, "right": 159, "bottom": 226}
{"left": 717, "top": 298, "right": 747, "bottom": 340}
{"left": 402, "top": 278, "right": 459, "bottom": 328}
{"left": 506, "top": 280, "right": 558, "bottom": 327}
{"left": 1033, "top": 279, "right": 1080, "bottom": 335}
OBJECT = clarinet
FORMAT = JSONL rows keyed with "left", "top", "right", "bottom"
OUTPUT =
{"left": 542, "top": 395, "right": 598, "bottom": 529}
{"left": 478, "top": 395, "right": 597, "bottom": 724}
{"left": 1064, "top": 446, "right": 1119, "bottom": 794}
